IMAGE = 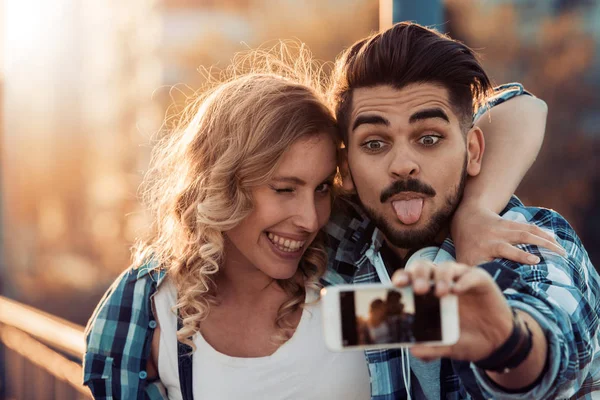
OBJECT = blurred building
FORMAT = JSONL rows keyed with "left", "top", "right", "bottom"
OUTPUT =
{"left": 1, "top": 0, "right": 378, "bottom": 324}
{"left": 446, "top": 0, "right": 599, "bottom": 265}
{"left": 2, "top": 0, "right": 163, "bottom": 322}
{"left": 483, "top": 0, "right": 600, "bottom": 76}
{"left": 0, "top": 0, "right": 4, "bottom": 294}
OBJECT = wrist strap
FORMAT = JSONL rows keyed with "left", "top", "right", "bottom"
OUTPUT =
{"left": 474, "top": 308, "right": 533, "bottom": 373}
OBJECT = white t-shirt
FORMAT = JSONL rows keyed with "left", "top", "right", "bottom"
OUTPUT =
{"left": 153, "top": 278, "right": 371, "bottom": 400}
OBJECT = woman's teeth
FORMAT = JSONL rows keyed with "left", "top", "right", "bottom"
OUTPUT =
{"left": 267, "top": 232, "right": 306, "bottom": 252}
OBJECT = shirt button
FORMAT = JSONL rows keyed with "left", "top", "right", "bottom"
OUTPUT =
{"left": 148, "top": 320, "right": 157, "bottom": 329}
{"left": 139, "top": 370, "right": 148, "bottom": 380}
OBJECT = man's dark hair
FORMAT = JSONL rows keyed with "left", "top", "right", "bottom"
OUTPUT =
{"left": 386, "top": 290, "right": 402, "bottom": 302}
{"left": 330, "top": 22, "right": 494, "bottom": 142}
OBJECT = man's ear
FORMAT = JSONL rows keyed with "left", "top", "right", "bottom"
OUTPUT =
{"left": 466, "top": 126, "right": 485, "bottom": 177}
{"left": 338, "top": 146, "right": 355, "bottom": 192}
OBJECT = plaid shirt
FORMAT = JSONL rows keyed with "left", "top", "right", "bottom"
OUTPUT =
{"left": 83, "top": 263, "right": 169, "bottom": 399}
{"left": 323, "top": 195, "right": 600, "bottom": 400}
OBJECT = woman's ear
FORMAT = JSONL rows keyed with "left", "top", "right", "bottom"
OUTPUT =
{"left": 466, "top": 126, "right": 485, "bottom": 177}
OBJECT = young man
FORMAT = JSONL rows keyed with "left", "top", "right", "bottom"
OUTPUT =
{"left": 324, "top": 22, "right": 599, "bottom": 399}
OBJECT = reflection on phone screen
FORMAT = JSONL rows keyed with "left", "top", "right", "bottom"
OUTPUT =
{"left": 340, "top": 287, "right": 441, "bottom": 346}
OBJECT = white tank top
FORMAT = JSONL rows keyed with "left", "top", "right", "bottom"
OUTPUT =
{"left": 153, "top": 278, "right": 371, "bottom": 400}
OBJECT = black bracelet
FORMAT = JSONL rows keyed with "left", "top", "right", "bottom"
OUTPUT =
{"left": 474, "top": 309, "right": 533, "bottom": 373}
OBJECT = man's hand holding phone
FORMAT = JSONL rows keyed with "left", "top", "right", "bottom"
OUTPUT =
{"left": 391, "top": 261, "right": 514, "bottom": 363}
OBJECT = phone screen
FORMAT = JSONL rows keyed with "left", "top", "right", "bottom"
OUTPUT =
{"left": 340, "top": 287, "right": 441, "bottom": 347}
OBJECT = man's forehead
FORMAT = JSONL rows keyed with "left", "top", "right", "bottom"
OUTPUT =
{"left": 350, "top": 84, "right": 454, "bottom": 122}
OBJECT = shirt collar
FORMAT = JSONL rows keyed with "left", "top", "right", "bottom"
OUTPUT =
{"left": 135, "top": 258, "right": 167, "bottom": 286}
{"left": 371, "top": 228, "right": 386, "bottom": 254}
{"left": 365, "top": 227, "right": 458, "bottom": 265}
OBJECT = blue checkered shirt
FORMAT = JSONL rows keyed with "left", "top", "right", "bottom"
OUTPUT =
{"left": 323, "top": 195, "right": 600, "bottom": 399}
{"left": 83, "top": 263, "right": 169, "bottom": 399}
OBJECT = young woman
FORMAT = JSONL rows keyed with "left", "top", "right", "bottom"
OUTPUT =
{"left": 83, "top": 53, "right": 552, "bottom": 399}
{"left": 366, "top": 299, "right": 391, "bottom": 344}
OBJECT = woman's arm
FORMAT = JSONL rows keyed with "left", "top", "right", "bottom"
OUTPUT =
{"left": 467, "top": 94, "right": 547, "bottom": 211}
{"left": 452, "top": 93, "right": 564, "bottom": 266}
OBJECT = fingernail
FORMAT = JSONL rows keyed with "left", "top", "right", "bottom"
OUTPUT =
{"left": 436, "top": 281, "right": 448, "bottom": 293}
{"left": 527, "top": 255, "right": 540, "bottom": 264}
{"left": 415, "top": 278, "right": 429, "bottom": 291}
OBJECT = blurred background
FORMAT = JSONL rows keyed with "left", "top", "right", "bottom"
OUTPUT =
{"left": 0, "top": 0, "right": 598, "bottom": 396}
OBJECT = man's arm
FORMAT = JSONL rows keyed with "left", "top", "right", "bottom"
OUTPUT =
{"left": 483, "top": 309, "right": 548, "bottom": 389}
{"left": 392, "top": 204, "right": 600, "bottom": 399}
{"left": 391, "top": 260, "right": 549, "bottom": 389}
{"left": 471, "top": 206, "right": 600, "bottom": 399}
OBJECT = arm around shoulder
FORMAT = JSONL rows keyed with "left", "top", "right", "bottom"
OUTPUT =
{"left": 469, "top": 90, "right": 548, "bottom": 211}
{"left": 450, "top": 87, "right": 552, "bottom": 266}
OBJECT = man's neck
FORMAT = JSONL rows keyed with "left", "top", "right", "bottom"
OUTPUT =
{"left": 382, "top": 226, "right": 450, "bottom": 260}
{"left": 384, "top": 241, "right": 410, "bottom": 260}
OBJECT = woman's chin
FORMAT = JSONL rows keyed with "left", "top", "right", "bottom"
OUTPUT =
{"left": 266, "top": 267, "right": 300, "bottom": 281}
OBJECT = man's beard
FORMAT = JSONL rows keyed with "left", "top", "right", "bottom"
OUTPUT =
{"left": 361, "top": 157, "right": 468, "bottom": 250}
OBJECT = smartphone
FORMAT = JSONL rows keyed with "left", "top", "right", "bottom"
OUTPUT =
{"left": 321, "top": 283, "right": 459, "bottom": 351}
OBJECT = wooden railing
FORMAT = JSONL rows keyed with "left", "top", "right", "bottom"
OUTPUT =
{"left": 0, "top": 296, "right": 92, "bottom": 399}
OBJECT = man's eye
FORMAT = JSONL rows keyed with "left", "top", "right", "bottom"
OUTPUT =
{"left": 418, "top": 135, "right": 441, "bottom": 146}
{"left": 362, "top": 140, "right": 385, "bottom": 151}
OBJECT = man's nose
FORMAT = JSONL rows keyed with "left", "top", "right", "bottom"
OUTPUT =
{"left": 388, "top": 147, "right": 420, "bottom": 179}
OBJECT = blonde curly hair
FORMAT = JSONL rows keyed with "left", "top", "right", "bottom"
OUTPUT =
{"left": 133, "top": 44, "right": 339, "bottom": 348}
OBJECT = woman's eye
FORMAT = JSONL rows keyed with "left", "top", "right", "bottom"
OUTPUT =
{"left": 418, "top": 135, "right": 441, "bottom": 146}
{"left": 316, "top": 183, "right": 331, "bottom": 193}
{"left": 362, "top": 140, "right": 385, "bottom": 151}
{"left": 272, "top": 187, "right": 294, "bottom": 194}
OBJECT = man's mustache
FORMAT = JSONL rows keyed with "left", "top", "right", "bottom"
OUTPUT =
{"left": 380, "top": 179, "right": 436, "bottom": 203}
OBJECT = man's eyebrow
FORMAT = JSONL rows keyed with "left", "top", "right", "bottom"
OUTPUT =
{"left": 409, "top": 108, "right": 450, "bottom": 124}
{"left": 352, "top": 115, "right": 390, "bottom": 132}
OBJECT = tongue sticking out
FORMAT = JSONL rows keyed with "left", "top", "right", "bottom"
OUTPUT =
{"left": 392, "top": 198, "right": 424, "bottom": 225}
